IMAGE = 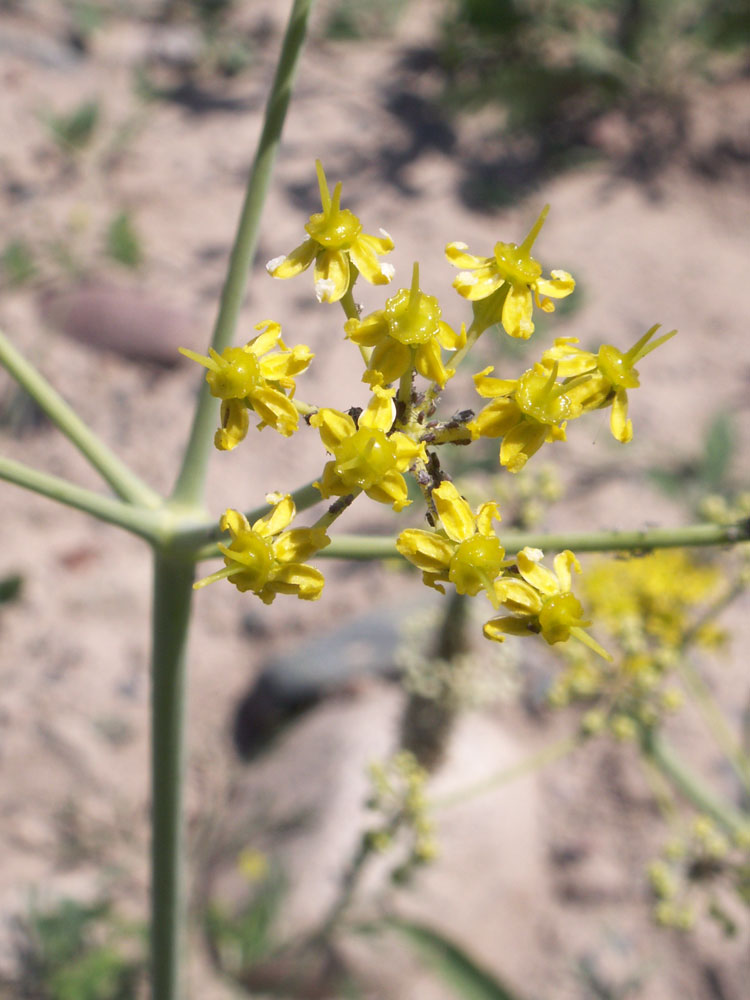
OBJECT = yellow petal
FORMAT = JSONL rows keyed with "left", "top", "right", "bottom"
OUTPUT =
{"left": 415, "top": 339, "right": 452, "bottom": 388}
{"left": 517, "top": 547, "right": 560, "bottom": 596}
{"left": 314, "top": 248, "right": 350, "bottom": 302}
{"left": 359, "top": 385, "right": 395, "bottom": 432}
{"left": 453, "top": 265, "right": 504, "bottom": 301}
{"left": 610, "top": 389, "right": 633, "bottom": 443}
{"left": 314, "top": 460, "right": 345, "bottom": 499}
{"left": 273, "top": 527, "right": 330, "bottom": 563}
{"left": 435, "top": 320, "right": 463, "bottom": 351}
{"left": 553, "top": 550, "right": 581, "bottom": 592}
{"left": 220, "top": 508, "right": 251, "bottom": 538}
{"left": 252, "top": 494, "right": 295, "bottom": 537}
{"left": 272, "top": 563, "right": 326, "bottom": 601}
{"left": 249, "top": 320, "right": 284, "bottom": 357}
{"left": 345, "top": 312, "right": 388, "bottom": 347}
{"left": 499, "top": 421, "right": 547, "bottom": 472}
{"left": 349, "top": 234, "right": 394, "bottom": 285}
{"left": 535, "top": 269, "right": 575, "bottom": 299}
{"left": 445, "top": 242, "right": 489, "bottom": 269}
{"left": 493, "top": 577, "right": 543, "bottom": 614}
{"left": 267, "top": 239, "right": 316, "bottom": 278}
{"left": 432, "top": 481, "right": 475, "bottom": 543}
{"left": 249, "top": 385, "right": 299, "bottom": 437}
{"left": 215, "top": 399, "right": 249, "bottom": 451}
{"left": 310, "top": 408, "right": 356, "bottom": 451}
{"left": 396, "top": 529, "right": 454, "bottom": 572}
{"left": 501, "top": 282, "right": 534, "bottom": 339}
{"left": 366, "top": 338, "right": 411, "bottom": 386}
{"left": 366, "top": 469, "right": 410, "bottom": 510}
{"left": 259, "top": 345, "right": 314, "bottom": 382}
{"left": 391, "top": 431, "right": 425, "bottom": 468}
{"left": 473, "top": 367, "right": 517, "bottom": 399}
{"left": 483, "top": 616, "right": 535, "bottom": 642}
{"left": 476, "top": 500, "right": 501, "bottom": 536}
{"left": 470, "top": 399, "right": 520, "bottom": 441}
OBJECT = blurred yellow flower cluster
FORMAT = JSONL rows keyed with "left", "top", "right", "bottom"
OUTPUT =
{"left": 548, "top": 550, "right": 726, "bottom": 733}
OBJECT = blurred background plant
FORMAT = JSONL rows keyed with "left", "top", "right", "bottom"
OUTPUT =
{"left": 2, "top": 896, "right": 145, "bottom": 1000}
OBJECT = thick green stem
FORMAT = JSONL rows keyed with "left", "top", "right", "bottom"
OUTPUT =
{"left": 172, "top": 0, "right": 316, "bottom": 505}
{"left": 0, "top": 329, "right": 160, "bottom": 507}
{"left": 150, "top": 551, "right": 195, "bottom": 1000}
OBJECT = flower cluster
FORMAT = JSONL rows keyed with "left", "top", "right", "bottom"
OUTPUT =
{"left": 547, "top": 549, "right": 726, "bottom": 735}
{"left": 181, "top": 160, "right": 673, "bottom": 667}
{"left": 648, "top": 816, "right": 750, "bottom": 933}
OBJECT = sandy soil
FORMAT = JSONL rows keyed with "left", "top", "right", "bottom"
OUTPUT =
{"left": 1, "top": 2, "right": 750, "bottom": 998}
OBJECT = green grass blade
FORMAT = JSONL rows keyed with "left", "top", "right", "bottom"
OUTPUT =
{"left": 381, "top": 917, "right": 530, "bottom": 1000}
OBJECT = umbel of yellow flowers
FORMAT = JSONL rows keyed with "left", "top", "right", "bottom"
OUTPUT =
{"left": 182, "top": 160, "right": 675, "bottom": 663}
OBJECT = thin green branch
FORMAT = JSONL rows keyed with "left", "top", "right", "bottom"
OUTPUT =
{"left": 171, "top": 0, "right": 316, "bottom": 505}
{"left": 641, "top": 729, "right": 747, "bottom": 835}
{"left": 315, "top": 519, "right": 750, "bottom": 561}
{"left": 431, "top": 733, "right": 582, "bottom": 809}
{"left": 0, "top": 455, "right": 165, "bottom": 542}
{"left": 0, "top": 329, "right": 161, "bottom": 507}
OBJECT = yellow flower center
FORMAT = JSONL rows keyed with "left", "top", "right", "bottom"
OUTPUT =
{"left": 515, "top": 364, "right": 572, "bottom": 424}
{"left": 306, "top": 207, "right": 362, "bottom": 249}
{"left": 492, "top": 242, "right": 543, "bottom": 286}
{"left": 449, "top": 534, "right": 506, "bottom": 597}
{"left": 305, "top": 162, "right": 362, "bottom": 249}
{"left": 597, "top": 345, "right": 640, "bottom": 390}
{"left": 224, "top": 531, "right": 276, "bottom": 591}
{"left": 538, "top": 592, "right": 586, "bottom": 644}
{"left": 385, "top": 263, "right": 442, "bottom": 346}
{"left": 334, "top": 427, "right": 398, "bottom": 490}
{"left": 491, "top": 205, "right": 549, "bottom": 286}
{"left": 207, "top": 348, "right": 262, "bottom": 400}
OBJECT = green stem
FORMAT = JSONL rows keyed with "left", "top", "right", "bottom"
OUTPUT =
{"left": 640, "top": 729, "right": 747, "bottom": 835}
{"left": 171, "top": 0, "right": 316, "bottom": 505}
{"left": 0, "top": 455, "right": 166, "bottom": 542}
{"left": 0, "top": 329, "right": 160, "bottom": 507}
{"left": 150, "top": 552, "right": 195, "bottom": 1000}
{"left": 315, "top": 519, "right": 750, "bottom": 561}
{"left": 677, "top": 654, "right": 750, "bottom": 796}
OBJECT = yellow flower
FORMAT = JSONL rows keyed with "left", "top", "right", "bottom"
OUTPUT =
{"left": 446, "top": 206, "right": 574, "bottom": 338}
{"left": 469, "top": 362, "right": 584, "bottom": 472}
{"left": 180, "top": 321, "right": 313, "bottom": 449}
{"left": 397, "top": 480, "right": 506, "bottom": 604}
{"left": 485, "top": 547, "right": 610, "bottom": 658}
{"left": 345, "top": 263, "right": 464, "bottom": 388}
{"left": 266, "top": 160, "right": 395, "bottom": 303}
{"left": 194, "top": 494, "right": 329, "bottom": 604}
{"left": 311, "top": 387, "right": 425, "bottom": 511}
{"left": 541, "top": 325, "right": 676, "bottom": 443}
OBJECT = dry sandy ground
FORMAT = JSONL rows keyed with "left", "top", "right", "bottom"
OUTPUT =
{"left": 1, "top": 2, "right": 750, "bottom": 998}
